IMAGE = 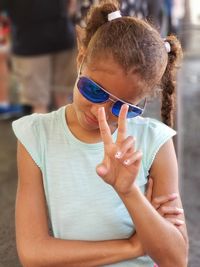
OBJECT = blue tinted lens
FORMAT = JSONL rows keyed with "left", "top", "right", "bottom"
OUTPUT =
{"left": 77, "top": 77, "right": 109, "bottom": 103}
{"left": 112, "top": 101, "right": 143, "bottom": 118}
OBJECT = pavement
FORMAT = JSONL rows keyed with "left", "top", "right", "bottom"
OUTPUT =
{"left": 0, "top": 120, "right": 20, "bottom": 267}
{"left": 0, "top": 6, "right": 200, "bottom": 267}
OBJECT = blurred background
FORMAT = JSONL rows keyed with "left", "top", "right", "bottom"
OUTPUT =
{"left": 0, "top": 0, "right": 199, "bottom": 266}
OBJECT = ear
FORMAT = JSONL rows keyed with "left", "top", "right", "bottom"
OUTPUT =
{"left": 76, "top": 25, "right": 86, "bottom": 68}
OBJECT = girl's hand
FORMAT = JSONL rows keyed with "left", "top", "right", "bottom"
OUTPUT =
{"left": 146, "top": 178, "right": 185, "bottom": 227}
{"left": 129, "top": 178, "right": 185, "bottom": 257}
{"left": 96, "top": 105, "right": 142, "bottom": 195}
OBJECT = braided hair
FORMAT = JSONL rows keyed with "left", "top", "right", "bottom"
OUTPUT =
{"left": 161, "top": 35, "right": 182, "bottom": 127}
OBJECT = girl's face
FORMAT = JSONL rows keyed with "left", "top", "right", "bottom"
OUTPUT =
{"left": 70, "top": 56, "right": 145, "bottom": 137}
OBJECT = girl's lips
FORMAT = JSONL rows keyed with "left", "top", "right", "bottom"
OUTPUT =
{"left": 84, "top": 113, "right": 99, "bottom": 125}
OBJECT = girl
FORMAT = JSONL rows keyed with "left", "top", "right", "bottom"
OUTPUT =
{"left": 12, "top": 1, "right": 188, "bottom": 266}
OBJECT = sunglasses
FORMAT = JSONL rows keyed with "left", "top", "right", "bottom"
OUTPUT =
{"left": 77, "top": 76, "right": 146, "bottom": 118}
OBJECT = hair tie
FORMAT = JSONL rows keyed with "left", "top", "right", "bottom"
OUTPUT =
{"left": 108, "top": 10, "right": 122, "bottom": 21}
{"left": 164, "top": 41, "right": 171, "bottom": 53}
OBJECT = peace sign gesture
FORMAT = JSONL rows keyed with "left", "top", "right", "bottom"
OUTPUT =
{"left": 96, "top": 104, "right": 143, "bottom": 195}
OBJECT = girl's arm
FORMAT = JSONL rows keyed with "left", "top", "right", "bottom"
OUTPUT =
{"left": 16, "top": 141, "right": 141, "bottom": 267}
{"left": 119, "top": 139, "right": 188, "bottom": 267}
{"left": 96, "top": 105, "right": 188, "bottom": 267}
{"left": 16, "top": 139, "right": 186, "bottom": 267}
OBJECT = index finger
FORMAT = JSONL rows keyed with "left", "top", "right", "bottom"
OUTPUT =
{"left": 116, "top": 104, "right": 128, "bottom": 144}
{"left": 98, "top": 107, "right": 113, "bottom": 145}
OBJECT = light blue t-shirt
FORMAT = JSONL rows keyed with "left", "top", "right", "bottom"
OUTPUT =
{"left": 12, "top": 106, "right": 176, "bottom": 266}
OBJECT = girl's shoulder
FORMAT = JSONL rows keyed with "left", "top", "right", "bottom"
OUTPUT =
{"left": 127, "top": 116, "right": 176, "bottom": 137}
{"left": 128, "top": 117, "right": 176, "bottom": 175}
{"left": 12, "top": 107, "right": 64, "bottom": 136}
{"left": 12, "top": 108, "right": 65, "bottom": 168}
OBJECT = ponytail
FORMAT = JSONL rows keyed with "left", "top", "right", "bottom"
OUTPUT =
{"left": 161, "top": 35, "right": 182, "bottom": 127}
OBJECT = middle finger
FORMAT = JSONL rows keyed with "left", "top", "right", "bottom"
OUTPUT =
{"left": 116, "top": 104, "right": 128, "bottom": 144}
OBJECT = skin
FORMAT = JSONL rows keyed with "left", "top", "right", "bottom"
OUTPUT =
{"left": 0, "top": 52, "right": 9, "bottom": 102}
{"left": 68, "top": 58, "right": 145, "bottom": 143}
{"left": 96, "top": 103, "right": 188, "bottom": 266}
{"left": 15, "top": 53, "right": 188, "bottom": 266}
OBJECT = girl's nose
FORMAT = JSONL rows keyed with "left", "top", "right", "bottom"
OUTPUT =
{"left": 90, "top": 101, "right": 112, "bottom": 119}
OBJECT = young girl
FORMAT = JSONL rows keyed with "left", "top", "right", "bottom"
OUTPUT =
{"left": 12, "top": 1, "right": 188, "bottom": 266}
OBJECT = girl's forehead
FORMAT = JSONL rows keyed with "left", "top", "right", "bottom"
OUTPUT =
{"left": 82, "top": 59, "right": 147, "bottom": 102}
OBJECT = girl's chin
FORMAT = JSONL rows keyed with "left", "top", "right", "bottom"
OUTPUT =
{"left": 76, "top": 113, "right": 99, "bottom": 131}
{"left": 84, "top": 113, "right": 99, "bottom": 127}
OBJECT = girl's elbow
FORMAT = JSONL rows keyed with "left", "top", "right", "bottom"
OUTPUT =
{"left": 163, "top": 258, "right": 188, "bottom": 267}
{"left": 17, "top": 243, "right": 44, "bottom": 267}
{"left": 161, "top": 246, "right": 188, "bottom": 267}
{"left": 176, "top": 238, "right": 189, "bottom": 267}
{"left": 17, "top": 249, "right": 35, "bottom": 267}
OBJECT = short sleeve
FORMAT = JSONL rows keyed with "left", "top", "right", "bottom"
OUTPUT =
{"left": 12, "top": 114, "right": 42, "bottom": 169}
{"left": 143, "top": 118, "right": 176, "bottom": 176}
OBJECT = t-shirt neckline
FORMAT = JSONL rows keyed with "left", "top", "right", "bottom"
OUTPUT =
{"left": 61, "top": 105, "right": 118, "bottom": 150}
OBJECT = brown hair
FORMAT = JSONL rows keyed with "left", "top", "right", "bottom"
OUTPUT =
{"left": 80, "top": 0, "right": 182, "bottom": 127}
{"left": 161, "top": 35, "right": 182, "bottom": 127}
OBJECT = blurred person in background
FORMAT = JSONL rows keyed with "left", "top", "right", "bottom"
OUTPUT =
{"left": 76, "top": 0, "right": 185, "bottom": 37}
{"left": 0, "top": 0, "right": 77, "bottom": 114}
{"left": 121, "top": 0, "right": 164, "bottom": 29}
{"left": 172, "top": 0, "right": 185, "bottom": 31}
{"left": 76, "top": 0, "right": 165, "bottom": 30}
{"left": 0, "top": 12, "right": 23, "bottom": 119}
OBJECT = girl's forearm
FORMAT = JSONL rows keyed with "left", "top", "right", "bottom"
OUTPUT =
{"left": 118, "top": 185, "right": 187, "bottom": 267}
{"left": 19, "top": 235, "right": 142, "bottom": 267}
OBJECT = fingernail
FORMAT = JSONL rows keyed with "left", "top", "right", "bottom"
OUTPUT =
{"left": 170, "top": 193, "right": 178, "bottom": 198}
{"left": 148, "top": 178, "right": 153, "bottom": 184}
{"left": 115, "top": 151, "right": 122, "bottom": 158}
{"left": 176, "top": 208, "right": 184, "bottom": 213}
{"left": 176, "top": 219, "right": 184, "bottom": 225}
{"left": 123, "top": 159, "right": 130, "bottom": 165}
{"left": 125, "top": 104, "right": 129, "bottom": 109}
{"left": 98, "top": 107, "right": 104, "bottom": 113}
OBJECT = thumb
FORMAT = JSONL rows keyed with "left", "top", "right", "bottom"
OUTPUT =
{"left": 96, "top": 163, "right": 108, "bottom": 178}
{"left": 146, "top": 177, "right": 153, "bottom": 201}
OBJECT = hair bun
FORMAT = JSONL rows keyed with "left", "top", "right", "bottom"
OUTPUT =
{"left": 83, "top": 1, "right": 119, "bottom": 47}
